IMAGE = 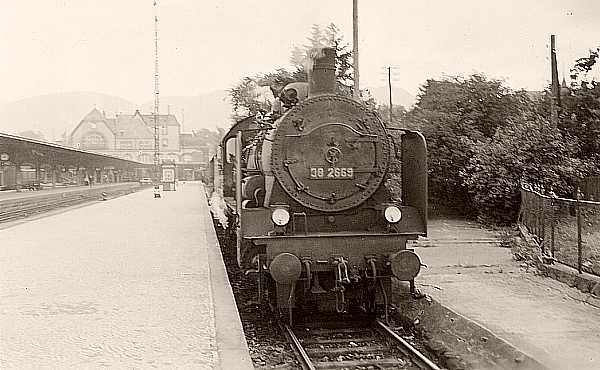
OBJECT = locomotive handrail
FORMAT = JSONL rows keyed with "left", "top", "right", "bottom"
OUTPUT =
{"left": 284, "top": 122, "right": 377, "bottom": 138}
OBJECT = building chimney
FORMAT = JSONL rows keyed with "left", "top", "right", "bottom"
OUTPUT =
{"left": 308, "top": 47, "right": 336, "bottom": 97}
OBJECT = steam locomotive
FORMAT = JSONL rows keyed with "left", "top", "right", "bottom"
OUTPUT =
{"left": 210, "top": 47, "right": 427, "bottom": 322}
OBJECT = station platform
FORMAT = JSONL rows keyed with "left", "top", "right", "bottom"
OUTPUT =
{"left": 410, "top": 218, "right": 600, "bottom": 370}
{"left": 0, "top": 181, "right": 252, "bottom": 369}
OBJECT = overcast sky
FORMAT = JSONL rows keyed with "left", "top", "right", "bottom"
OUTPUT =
{"left": 0, "top": 0, "right": 599, "bottom": 104}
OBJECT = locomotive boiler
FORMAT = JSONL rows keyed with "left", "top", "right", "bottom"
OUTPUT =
{"left": 224, "top": 47, "right": 427, "bottom": 322}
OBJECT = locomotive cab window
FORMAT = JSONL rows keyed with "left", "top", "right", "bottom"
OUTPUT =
{"left": 225, "top": 137, "right": 236, "bottom": 163}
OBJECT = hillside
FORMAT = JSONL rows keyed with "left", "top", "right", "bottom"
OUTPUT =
{"left": 139, "top": 90, "right": 233, "bottom": 131}
{"left": 0, "top": 92, "right": 136, "bottom": 140}
{"left": 369, "top": 86, "right": 416, "bottom": 108}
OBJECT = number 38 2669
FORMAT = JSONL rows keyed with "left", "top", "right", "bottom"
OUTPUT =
{"left": 310, "top": 167, "right": 354, "bottom": 179}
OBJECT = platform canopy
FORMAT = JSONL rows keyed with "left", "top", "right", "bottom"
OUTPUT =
{"left": 0, "top": 132, "right": 150, "bottom": 169}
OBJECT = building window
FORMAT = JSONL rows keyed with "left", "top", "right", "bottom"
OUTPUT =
{"left": 119, "top": 140, "right": 134, "bottom": 149}
{"left": 161, "top": 125, "right": 168, "bottom": 135}
{"left": 82, "top": 133, "right": 106, "bottom": 150}
{"left": 138, "top": 141, "right": 153, "bottom": 150}
{"left": 162, "top": 138, "right": 168, "bottom": 147}
{"left": 138, "top": 153, "right": 152, "bottom": 163}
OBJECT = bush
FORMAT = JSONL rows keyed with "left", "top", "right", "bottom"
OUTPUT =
{"left": 405, "top": 75, "right": 530, "bottom": 215}
{"left": 462, "top": 113, "right": 594, "bottom": 224}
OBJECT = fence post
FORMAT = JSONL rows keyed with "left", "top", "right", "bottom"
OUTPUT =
{"left": 534, "top": 194, "right": 539, "bottom": 237}
{"left": 550, "top": 196, "right": 555, "bottom": 258}
{"left": 541, "top": 196, "right": 546, "bottom": 255}
{"left": 576, "top": 187, "right": 582, "bottom": 274}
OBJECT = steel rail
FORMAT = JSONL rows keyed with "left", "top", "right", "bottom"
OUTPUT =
{"left": 278, "top": 321, "right": 315, "bottom": 370}
{"left": 0, "top": 189, "right": 133, "bottom": 223}
{"left": 279, "top": 316, "right": 440, "bottom": 370}
{"left": 375, "top": 319, "right": 441, "bottom": 370}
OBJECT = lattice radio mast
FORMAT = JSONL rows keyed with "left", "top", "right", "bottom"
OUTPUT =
{"left": 153, "top": 0, "right": 160, "bottom": 181}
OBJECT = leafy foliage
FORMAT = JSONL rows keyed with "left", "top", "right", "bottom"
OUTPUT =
{"left": 569, "top": 47, "right": 600, "bottom": 85}
{"left": 404, "top": 74, "right": 531, "bottom": 214}
{"left": 559, "top": 81, "right": 600, "bottom": 159}
{"left": 229, "top": 23, "right": 354, "bottom": 122}
{"left": 462, "top": 113, "right": 594, "bottom": 223}
{"left": 376, "top": 104, "right": 408, "bottom": 128}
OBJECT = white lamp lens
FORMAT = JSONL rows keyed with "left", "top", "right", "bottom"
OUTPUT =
{"left": 271, "top": 208, "right": 290, "bottom": 226}
{"left": 384, "top": 206, "right": 402, "bottom": 223}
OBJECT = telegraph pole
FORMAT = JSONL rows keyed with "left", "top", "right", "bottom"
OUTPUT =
{"left": 352, "top": 0, "right": 360, "bottom": 100}
{"left": 387, "top": 66, "right": 393, "bottom": 123}
{"left": 153, "top": 0, "right": 161, "bottom": 182}
{"left": 550, "top": 34, "right": 560, "bottom": 127}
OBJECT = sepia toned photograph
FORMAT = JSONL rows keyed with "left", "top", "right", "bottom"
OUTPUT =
{"left": 1, "top": 1, "right": 599, "bottom": 369}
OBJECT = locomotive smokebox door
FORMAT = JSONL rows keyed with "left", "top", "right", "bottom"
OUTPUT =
{"left": 271, "top": 96, "right": 391, "bottom": 212}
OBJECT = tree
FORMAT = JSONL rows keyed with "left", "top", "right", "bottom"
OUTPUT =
{"left": 404, "top": 74, "right": 532, "bottom": 213}
{"left": 228, "top": 76, "right": 277, "bottom": 121}
{"left": 376, "top": 104, "right": 408, "bottom": 128}
{"left": 558, "top": 47, "right": 600, "bottom": 159}
{"left": 462, "top": 112, "right": 594, "bottom": 223}
{"left": 229, "top": 23, "right": 355, "bottom": 122}
{"left": 569, "top": 47, "right": 600, "bottom": 86}
{"left": 291, "top": 23, "right": 354, "bottom": 96}
{"left": 559, "top": 82, "right": 600, "bottom": 158}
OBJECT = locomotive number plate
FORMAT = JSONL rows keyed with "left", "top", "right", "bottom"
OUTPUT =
{"left": 310, "top": 167, "right": 354, "bottom": 179}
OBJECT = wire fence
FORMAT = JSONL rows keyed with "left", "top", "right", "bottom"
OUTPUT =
{"left": 520, "top": 186, "right": 600, "bottom": 276}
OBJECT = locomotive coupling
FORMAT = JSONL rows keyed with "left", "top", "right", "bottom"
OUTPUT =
{"left": 269, "top": 253, "right": 302, "bottom": 284}
{"left": 390, "top": 250, "right": 422, "bottom": 281}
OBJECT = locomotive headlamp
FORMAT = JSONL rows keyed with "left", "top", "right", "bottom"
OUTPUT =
{"left": 271, "top": 208, "right": 291, "bottom": 226}
{"left": 384, "top": 206, "right": 402, "bottom": 223}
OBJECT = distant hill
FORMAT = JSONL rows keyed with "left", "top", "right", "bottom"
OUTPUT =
{"left": 140, "top": 90, "right": 233, "bottom": 132}
{"left": 368, "top": 86, "right": 416, "bottom": 108}
{"left": 0, "top": 92, "right": 136, "bottom": 140}
{"left": 0, "top": 90, "right": 235, "bottom": 140}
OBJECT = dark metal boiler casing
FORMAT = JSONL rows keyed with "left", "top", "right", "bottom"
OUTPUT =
{"left": 263, "top": 95, "right": 391, "bottom": 212}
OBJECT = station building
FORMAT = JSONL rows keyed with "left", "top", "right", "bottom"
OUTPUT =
{"left": 69, "top": 108, "right": 217, "bottom": 180}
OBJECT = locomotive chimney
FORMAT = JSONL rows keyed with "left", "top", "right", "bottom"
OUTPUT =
{"left": 307, "top": 47, "right": 336, "bottom": 97}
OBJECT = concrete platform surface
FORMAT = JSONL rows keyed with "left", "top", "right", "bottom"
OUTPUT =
{"left": 414, "top": 218, "right": 600, "bottom": 370}
{"left": 0, "top": 181, "right": 252, "bottom": 369}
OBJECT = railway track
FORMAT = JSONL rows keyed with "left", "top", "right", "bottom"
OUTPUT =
{"left": 0, "top": 186, "right": 139, "bottom": 223}
{"left": 280, "top": 315, "right": 441, "bottom": 370}
{"left": 0, "top": 195, "right": 93, "bottom": 223}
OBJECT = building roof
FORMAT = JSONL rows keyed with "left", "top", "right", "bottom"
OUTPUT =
{"left": 72, "top": 108, "right": 179, "bottom": 143}
{"left": 114, "top": 113, "right": 154, "bottom": 139}
{"left": 81, "top": 107, "right": 106, "bottom": 122}
{"left": 1, "top": 131, "right": 147, "bottom": 167}
{"left": 181, "top": 133, "right": 206, "bottom": 147}
{"left": 138, "top": 110, "right": 179, "bottom": 127}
